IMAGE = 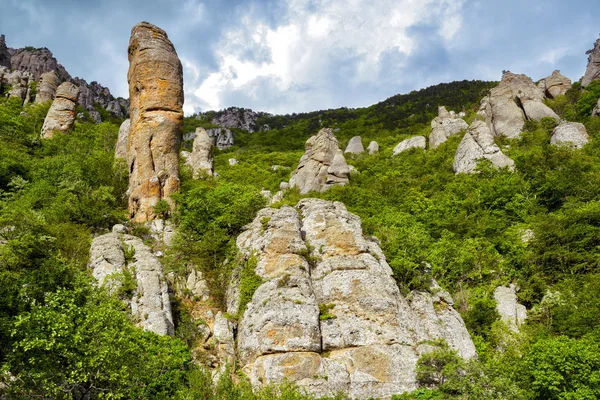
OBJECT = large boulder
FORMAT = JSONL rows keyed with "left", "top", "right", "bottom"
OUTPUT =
{"left": 89, "top": 230, "right": 174, "bottom": 336}
{"left": 344, "top": 136, "right": 364, "bottom": 154}
{"left": 35, "top": 70, "right": 60, "bottom": 104}
{"left": 550, "top": 122, "right": 589, "bottom": 149}
{"left": 185, "top": 127, "right": 214, "bottom": 178}
{"left": 453, "top": 120, "right": 514, "bottom": 174}
{"left": 40, "top": 81, "right": 80, "bottom": 139}
{"left": 479, "top": 72, "right": 559, "bottom": 138}
{"left": 429, "top": 106, "right": 469, "bottom": 149}
{"left": 127, "top": 22, "right": 184, "bottom": 222}
{"left": 582, "top": 38, "right": 600, "bottom": 87}
{"left": 393, "top": 136, "right": 426, "bottom": 155}
{"left": 115, "top": 119, "right": 130, "bottom": 161}
{"left": 537, "top": 70, "right": 572, "bottom": 98}
{"left": 494, "top": 285, "right": 527, "bottom": 332}
{"left": 230, "top": 199, "right": 476, "bottom": 399}
{"left": 289, "top": 128, "right": 349, "bottom": 194}
{"left": 367, "top": 141, "right": 379, "bottom": 154}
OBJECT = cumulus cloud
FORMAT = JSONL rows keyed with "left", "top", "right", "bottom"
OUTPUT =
{"left": 188, "top": 0, "right": 467, "bottom": 113}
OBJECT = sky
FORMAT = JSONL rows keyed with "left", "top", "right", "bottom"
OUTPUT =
{"left": 1, "top": 0, "right": 599, "bottom": 115}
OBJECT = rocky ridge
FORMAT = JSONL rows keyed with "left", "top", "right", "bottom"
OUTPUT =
{"left": 582, "top": 38, "right": 600, "bottom": 87}
{"left": 229, "top": 199, "right": 476, "bottom": 398}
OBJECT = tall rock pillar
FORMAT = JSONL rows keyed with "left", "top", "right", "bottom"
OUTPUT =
{"left": 127, "top": 22, "right": 184, "bottom": 222}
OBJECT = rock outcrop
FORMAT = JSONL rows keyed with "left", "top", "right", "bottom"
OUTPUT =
{"left": 89, "top": 229, "right": 174, "bottom": 336}
{"left": 344, "top": 136, "right": 364, "bottom": 154}
{"left": 35, "top": 70, "right": 60, "bottom": 103}
{"left": 593, "top": 98, "right": 600, "bottom": 117}
{"left": 289, "top": 128, "right": 349, "bottom": 194}
{"left": 230, "top": 199, "right": 475, "bottom": 399}
{"left": 537, "top": 70, "right": 572, "bottom": 98}
{"left": 185, "top": 127, "right": 214, "bottom": 178}
{"left": 453, "top": 120, "right": 514, "bottom": 174}
{"left": 479, "top": 72, "right": 559, "bottom": 138}
{"left": 582, "top": 38, "right": 600, "bottom": 87}
{"left": 0, "top": 35, "right": 10, "bottom": 68}
{"left": 9, "top": 46, "right": 70, "bottom": 82}
{"left": 494, "top": 285, "right": 527, "bottom": 332}
{"left": 208, "top": 128, "right": 234, "bottom": 150}
{"left": 429, "top": 106, "right": 469, "bottom": 149}
{"left": 393, "top": 136, "right": 426, "bottom": 155}
{"left": 40, "top": 81, "right": 80, "bottom": 139}
{"left": 72, "top": 77, "right": 129, "bottom": 119}
{"left": 367, "top": 141, "right": 379, "bottom": 154}
{"left": 0, "top": 67, "right": 34, "bottom": 104}
{"left": 127, "top": 22, "right": 184, "bottom": 222}
{"left": 550, "top": 122, "right": 589, "bottom": 149}
{"left": 209, "top": 106, "right": 270, "bottom": 132}
{"left": 115, "top": 119, "right": 130, "bottom": 161}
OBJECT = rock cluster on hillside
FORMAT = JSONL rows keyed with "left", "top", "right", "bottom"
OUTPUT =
{"left": 127, "top": 21, "right": 183, "bottom": 222}
{"left": 89, "top": 228, "right": 174, "bottom": 336}
{"left": 582, "top": 38, "right": 600, "bottom": 87}
{"left": 453, "top": 120, "right": 514, "bottom": 174}
{"left": 289, "top": 128, "right": 350, "bottom": 194}
{"left": 478, "top": 71, "right": 559, "bottom": 138}
{"left": 229, "top": 199, "right": 476, "bottom": 398}
{"left": 210, "top": 106, "right": 270, "bottom": 133}
{"left": 429, "top": 106, "right": 469, "bottom": 149}
{"left": 537, "top": 70, "right": 572, "bottom": 98}
{"left": 40, "top": 81, "right": 80, "bottom": 138}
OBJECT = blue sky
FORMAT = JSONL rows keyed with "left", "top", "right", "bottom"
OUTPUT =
{"left": 1, "top": 0, "right": 599, "bottom": 115}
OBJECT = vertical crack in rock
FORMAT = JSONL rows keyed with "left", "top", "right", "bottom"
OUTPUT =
{"left": 127, "top": 21, "right": 183, "bottom": 222}
{"left": 231, "top": 199, "right": 476, "bottom": 399}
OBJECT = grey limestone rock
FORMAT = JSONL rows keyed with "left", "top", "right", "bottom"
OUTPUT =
{"left": 230, "top": 199, "right": 476, "bottom": 398}
{"left": 367, "top": 141, "right": 379, "bottom": 154}
{"left": 344, "top": 136, "right": 364, "bottom": 154}
{"left": 550, "top": 122, "right": 589, "bottom": 148}
{"left": 429, "top": 106, "right": 469, "bottom": 149}
{"left": 35, "top": 70, "right": 60, "bottom": 104}
{"left": 494, "top": 285, "right": 527, "bottom": 332}
{"left": 0, "top": 35, "right": 10, "bottom": 68}
{"left": 537, "top": 70, "right": 572, "bottom": 98}
{"left": 210, "top": 106, "right": 269, "bottom": 132}
{"left": 593, "top": 98, "right": 600, "bottom": 117}
{"left": 393, "top": 136, "right": 426, "bottom": 155}
{"left": 582, "top": 38, "right": 600, "bottom": 87}
{"left": 115, "top": 119, "right": 130, "bottom": 161}
{"left": 89, "top": 231, "right": 174, "bottom": 336}
{"left": 41, "top": 81, "right": 80, "bottom": 139}
{"left": 186, "top": 128, "right": 214, "bottom": 178}
{"left": 206, "top": 128, "right": 234, "bottom": 150}
{"left": 289, "top": 128, "right": 349, "bottom": 194}
{"left": 453, "top": 120, "right": 514, "bottom": 174}
{"left": 228, "top": 158, "right": 239, "bottom": 166}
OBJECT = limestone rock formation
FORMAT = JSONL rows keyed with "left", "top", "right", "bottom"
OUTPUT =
{"left": 115, "top": 119, "right": 130, "bottom": 161}
{"left": 537, "top": 70, "right": 572, "bottom": 98}
{"left": 344, "top": 136, "right": 364, "bottom": 154}
{"left": 550, "top": 122, "right": 589, "bottom": 148}
{"left": 429, "top": 106, "right": 469, "bottom": 149}
{"left": 185, "top": 127, "right": 214, "bottom": 178}
{"left": 209, "top": 106, "right": 270, "bottom": 132}
{"left": 127, "top": 22, "right": 184, "bottom": 222}
{"left": 582, "top": 38, "right": 600, "bottom": 87}
{"left": 494, "top": 285, "right": 527, "bottom": 332}
{"left": 35, "top": 70, "right": 60, "bottom": 103}
{"left": 453, "top": 120, "right": 514, "bottom": 174}
{"left": 289, "top": 128, "right": 349, "bottom": 194}
{"left": 72, "top": 77, "right": 129, "bottom": 119}
{"left": 393, "top": 136, "right": 426, "bottom": 155}
{"left": 0, "top": 35, "right": 10, "bottom": 68}
{"left": 40, "top": 81, "right": 80, "bottom": 139}
{"left": 230, "top": 199, "right": 475, "bottom": 398}
{"left": 593, "top": 98, "right": 600, "bottom": 117}
{"left": 0, "top": 68, "right": 34, "bottom": 104}
{"left": 89, "top": 230, "right": 174, "bottom": 336}
{"left": 208, "top": 128, "right": 234, "bottom": 150}
{"left": 9, "top": 46, "right": 70, "bottom": 82}
{"left": 367, "top": 141, "right": 379, "bottom": 154}
{"left": 479, "top": 71, "right": 559, "bottom": 138}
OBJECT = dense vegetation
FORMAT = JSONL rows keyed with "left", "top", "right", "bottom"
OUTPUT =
{"left": 1, "top": 77, "right": 600, "bottom": 399}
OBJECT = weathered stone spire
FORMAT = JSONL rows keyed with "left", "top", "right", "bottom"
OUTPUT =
{"left": 127, "top": 22, "right": 184, "bottom": 222}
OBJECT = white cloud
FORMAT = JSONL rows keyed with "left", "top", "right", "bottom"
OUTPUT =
{"left": 186, "top": 0, "right": 467, "bottom": 113}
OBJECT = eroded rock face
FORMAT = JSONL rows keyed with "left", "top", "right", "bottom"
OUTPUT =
{"left": 35, "top": 70, "right": 60, "bottom": 103}
{"left": 344, "top": 136, "right": 364, "bottom": 154}
{"left": 494, "top": 285, "right": 527, "bottom": 332}
{"left": 0, "top": 67, "right": 34, "bottom": 104}
{"left": 453, "top": 120, "right": 514, "bottom": 174}
{"left": 582, "top": 38, "right": 600, "bottom": 87}
{"left": 479, "top": 72, "right": 559, "bottom": 138}
{"left": 393, "top": 136, "right": 426, "bottom": 155}
{"left": 207, "top": 128, "right": 234, "bottom": 150}
{"left": 89, "top": 231, "right": 174, "bottom": 336}
{"left": 0, "top": 35, "right": 11, "bottom": 68}
{"left": 367, "top": 141, "right": 379, "bottom": 154}
{"left": 127, "top": 22, "right": 184, "bottom": 222}
{"left": 186, "top": 127, "right": 214, "bottom": 178}
{"left": 231, "top": 199, "right": 476, "bottom": 399}
{"left": 429, "top": 106, "right": 469, "bottom": 149}
{"left": 210, "top": 107, "right": 269, "bottom": 132}
{"left": 10, "top": 46, "right": 70, "bottom": 82}
{"left": 538, "top": 70, "right": 572, "bottom": 98}
{"left": 550, "top": 122, "right": 589, "bottom": 148}
{"left": 115, "top": 119, "right": 130, "bottom": 161}
{"left": 289, "top": 128, "right": 349, "bottom": 194}
{"left": 41, "top": 81, "right": 80, "bottom": 139}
